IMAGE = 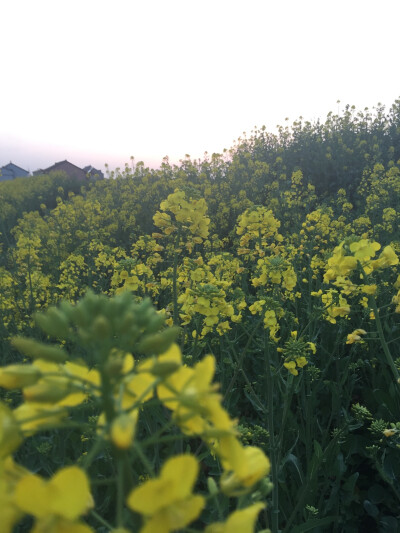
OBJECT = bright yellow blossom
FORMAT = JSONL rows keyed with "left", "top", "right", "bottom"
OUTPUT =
{"left": 14, "top": 466, "right": 94, "bottom": 532}
{"left": 127, "top": 454, "right": 205, "bottom": 533}
{"left": 346, "top": 329, "right": 367, "bottom": 344}
{"left": 218, "top": 435, "right": 270, "bottom": 495}
{"left": 157, "top": 355, "right": 235, "bottom": 437}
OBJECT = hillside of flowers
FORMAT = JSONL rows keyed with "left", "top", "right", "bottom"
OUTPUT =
{"left": 1, "top": 99, "right": 400, "bottom": 532}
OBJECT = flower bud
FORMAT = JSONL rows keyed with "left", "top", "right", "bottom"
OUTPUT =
{"left": 0, "top": 365, "right": 41, "bottom": 389}
{"left": 23, "top": 381, "right": 72, "bottom": 403}
{"left": 111, "top": 411, "right": 138, "bottom": 449}
{"left": 92, "top": 315, "right": 111, "bottom": 340}
{"left": 148, "top": 360, "right": 181, "bottom": 378}
{"left": 11, "top": 337, "right": 67, "bottom": 363}
{"left": 207, "top": 477, "right": 218, "bottom": 496}
{"left": 137, "top": 327, "right": 180, "bottom": 355}
{"left": 35, "top": 308, "right": 70, "bottom": 338}
{"left": 145, "top": 313, "right": 166, "bottom": 334}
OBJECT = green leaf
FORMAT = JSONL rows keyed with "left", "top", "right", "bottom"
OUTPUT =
{"left": 281, "top": 453, "right": 304, "bottom": 485}
{"left": 363, "top": 499, "right": 379, "bottom": 518}
{"left": 313, "top": 440, "right": 323, "bottom": 459}
{"left": 380, "top": 515, "right": 398, "bottom": 533}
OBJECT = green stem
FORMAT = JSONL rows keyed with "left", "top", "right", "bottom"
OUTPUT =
{"left": 277, "top": 374, "right": 294, "bottom": 460}
{"left": 264, "top": 335, "right": 279, "bottom": 533}
{"left": 223, "top": 315, "right": 265, "bottom": 401}
{"left": 116, "top": 455, "right": 125, "bottom": 527}
{"left": 172, "top": 232, "right": 181, "bottom": 326}
{"left": 369, "top": 294, "right": 400, "bottom": 384}
{"left": 141, "top": 432, "right": 184, "bottom": 448}
{"left": 81, "top": 436, "right": 104, "bottom": 470}
{"left": 90, "top": 509, "right": 114, "bottom": 530}
{"left": 229, "top": 341, "right": 266, "bottom": 413}
{"left": 172, "top": 251, "right": 178, "bottom": 325}
{"left": 134, "top": 440, "right": 155, "bottom": 477}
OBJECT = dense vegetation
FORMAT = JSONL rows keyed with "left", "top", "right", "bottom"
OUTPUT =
{"left": 1, "top": 98, "right": 400, "bottom": 533}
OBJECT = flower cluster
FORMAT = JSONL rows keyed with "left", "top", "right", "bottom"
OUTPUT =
{"left": 236, "top": 206, "right": 283, "bottom": 256}
{"left": 324, "top": 238, "right": 398, "bottom": 283}
{"left": 279, "top": 331, "right": 316, "bottom": 376}
{"left": 153, "top": 189, "right": 210, "bottom": 247}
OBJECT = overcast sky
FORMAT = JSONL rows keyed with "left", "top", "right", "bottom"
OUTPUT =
{"left": 1, "top": 0, "right": 400, "bottom": 173}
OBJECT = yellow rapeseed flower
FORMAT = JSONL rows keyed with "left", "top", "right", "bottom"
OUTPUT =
{"left": 127, "top": 454, "right": 205, "bottom": 533}
{"left": 157, "top": 354, "right": 235, "bottom": 437}
{"left": 283, "top": 361, "right": 298, "bottom": 376}
{"left": 14, "top": 466, "right": 94, "bottom": 532}
{"left": 346, "top": 329, "right": 367, "bottom": 344}
{"left": 383, "top": 428, "right": 397, "bottom": 437}
{"left": 218, "top": 435, "right": 270, "bottom": 495}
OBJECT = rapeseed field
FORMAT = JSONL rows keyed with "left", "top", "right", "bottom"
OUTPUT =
{"left": 1, "top": 101, "right": 400, "bottom": 532}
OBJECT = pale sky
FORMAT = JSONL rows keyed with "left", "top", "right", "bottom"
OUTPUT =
{"left": 1, "top": 0, "right": 400, "bottom": 173}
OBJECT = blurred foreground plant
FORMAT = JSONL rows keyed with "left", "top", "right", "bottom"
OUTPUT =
{"left": 0, "top": 291, "right": 271, "bottom": 533}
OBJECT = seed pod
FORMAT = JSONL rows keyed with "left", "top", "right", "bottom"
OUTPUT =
{"left": 23, "top": 381, "right": 72, "bottom": 403}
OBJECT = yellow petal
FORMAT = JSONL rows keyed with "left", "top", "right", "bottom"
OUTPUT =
{"left": 49, "top": 466, "right": 93, "bottom": 520}
{"left": 0, "top": 403, "right": 23, "bottom": 458}
{"left": 161, "top": 454, "right": 199, "bottom": 497}
{"left": 224, "top": 502, "right": 265, "bottom": 533}
{"left": 127, "top": 455, "right": 199, "bottom": 516}
{"left": 143, "top": 495, "right": 205, "bottom": 532}
{"left": 127, "top": 477, "right": 172, "bottom": 515}
{"left": 205, "top": 502, "right": 265, "bottom": 533}
{"left": 14, "top": 474, "right": 50, "bottom": 518}
{"left": 123, "top": 373, "right": 153, "bottom": 408}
